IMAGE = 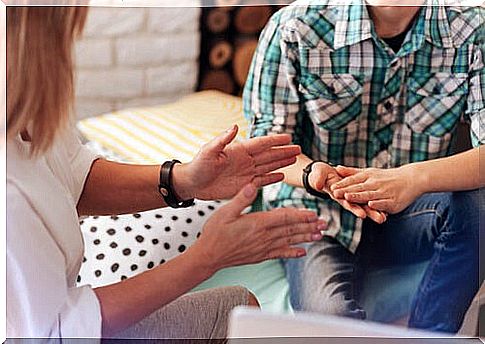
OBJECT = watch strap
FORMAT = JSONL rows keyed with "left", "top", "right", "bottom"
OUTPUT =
{"left": 159, "top": 160, "right": 195, "bottom": 208}
{"left": 302, "top": 160, "right": 330, "bottom": 200}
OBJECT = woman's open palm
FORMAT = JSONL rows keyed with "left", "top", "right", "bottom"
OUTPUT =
{"left": 186, "top": 125, "right": 301, "bottom": 200}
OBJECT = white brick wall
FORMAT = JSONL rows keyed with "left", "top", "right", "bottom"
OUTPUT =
{"left": 75, "top": 7, "right": 201, "bottom": 119}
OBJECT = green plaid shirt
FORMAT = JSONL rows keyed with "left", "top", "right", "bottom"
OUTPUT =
{"left": 243, "top": 1, "right": 484, "bottom": 252}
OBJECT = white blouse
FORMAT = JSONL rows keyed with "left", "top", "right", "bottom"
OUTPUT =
{"left": 7, "top": 129, "right": 102, "bottom": 338}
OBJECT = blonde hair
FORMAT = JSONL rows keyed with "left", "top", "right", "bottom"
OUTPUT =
{"left": 7, "top": 6, "right": 88, "bottom": 155}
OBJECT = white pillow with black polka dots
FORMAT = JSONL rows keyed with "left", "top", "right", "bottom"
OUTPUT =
{"left": 78, "top": 200, "right": 224, "bottom": 287}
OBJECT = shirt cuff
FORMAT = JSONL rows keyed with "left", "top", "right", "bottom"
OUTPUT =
{"left": 70, "top": 142, "right": 101, "bottom": 205}
{"left": 470, "top": 109, "right": 484, "bottom": 147}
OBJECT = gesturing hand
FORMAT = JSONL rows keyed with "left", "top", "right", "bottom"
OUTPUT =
{"left": 193, "top": 183, "right": 327, "bottom": 272}
{"left": 308, "top": 162, "right": 387, "bottom": 224}
{"left": 176, "top": 125, "right": 301, "bottom": 201}
{"left": 331, "top": 165, "right": 423, "bottom": 214}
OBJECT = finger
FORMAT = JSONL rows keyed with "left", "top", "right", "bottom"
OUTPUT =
{"left": 220, "top": 183, "right": 258, "bottom": 218}
{"left": 368, "top": 199, "right": 394, "bottom": 213}
{"left": 253, "top": 173, "right": 285, "bottom": 188}
{"left": 335, "top": 165, "right": 362, "bottom": 177}
{"left": 271, "top": 232, "right": 323, "bottom": 248}
{"left": 381, "top": 212, "right": 388, "bottom": 222}
{"left": 344, "top": 190, "right": 381, "bottom": 203}
{"left": 332, "top": 183, "right": 368, "bottom": 198}
{"left": 253, "top": 146, "right": 301, "bottom": 166}
{"left": 331, "top": 173, "right": 368, "bottom": 191}
{"left": 337, "top": 199, "right": 367, "bottom": 219}
{"left": 363, "top": 205, "right": 386, "bottom": 224}
{"left": 204, "top": 125, "right": 239, "bottom": 155}
{"left": 244, "top": 134, "right": 294, "bottom": 155}
{"left": 270, "top": 219, "right": 328, "bottom": 240}
{"left": 255, "top": 156, "right": 297, "bottom": 175}
{"left": 258, "top": 208, "right": 319, "bottom": 229}
{"left": 266, "top": 247, "right": 307, "bottom": 260}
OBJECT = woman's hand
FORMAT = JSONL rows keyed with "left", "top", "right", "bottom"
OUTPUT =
{"left": 173, "top": 125, "right": 301, "bottom": 201}
{"left": 308, "top": 162, "right": 387, "bottom": 224}
{"left": 331, "top": 165, "right": 426, "bottom": 214}
{"left": 191, "top": 183, "right": 327, "bottom": 273}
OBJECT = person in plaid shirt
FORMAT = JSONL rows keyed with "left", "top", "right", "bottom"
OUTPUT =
{"left": 244, "top": 0, "right": 483, "bottom": 333}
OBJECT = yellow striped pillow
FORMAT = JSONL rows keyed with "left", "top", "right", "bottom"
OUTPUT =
{"left": 78, "top": 91, "right": 249, "bottom": 164}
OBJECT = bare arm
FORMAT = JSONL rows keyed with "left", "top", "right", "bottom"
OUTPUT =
{"left": 332, "top": 147, "right": 483, "bottom": 214}
{"left": 77, "top": 160, "right": 169, "bottom": 216}
{"left": 77, "top": 127, "right": 301, "bottom": 216}
{"left": 93, "top": 243, "right": 212, "bottom": 337}
{"left": 93, "top": 184, "right": 326, "bottom": 337}
{"left": 410, "top": 147, "right": 483, "bottom": 193}
{"left": 278, "top": 153, "right": 312, "bottom": 188}
{"left": 77, "top": 160, "right": 197, "bottom": 215}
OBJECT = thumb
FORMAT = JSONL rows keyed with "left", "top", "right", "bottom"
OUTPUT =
{"left": 204, "top": 124, "right": 238, "bottom": 156}
{"left": 220, "top": 183, "right": 258, "bottom": 219}
{"left": 335, "top": 165, "right": 362, "bottom": 177}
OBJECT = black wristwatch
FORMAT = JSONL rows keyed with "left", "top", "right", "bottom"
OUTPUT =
{"left": 158, "top": 160, "right": 195, "bottom": 208}
{"left": 302, "top": 160, "right": 331, "bottom": 199}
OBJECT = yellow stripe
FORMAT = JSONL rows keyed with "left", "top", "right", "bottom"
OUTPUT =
{"left": 125, "top": 112, "right": 204, "bottom": 156}
{"left": 98, "top": 116, "right": 174, "bottom": 161}
{"left": 118, "top": 114, "right": 197, "bottom": 158}
{"left": 136, "top": 109, "right": 214, "bottom": 140}
{"left": 80, "top": 121, "right": 154, "bottom": 163}
{"left": 141, "top": 102, "right": 245, "bottom": 133}
{"left": 81, "top": 122, "right": 152, "bottom": 164}
{"left": 78, "top": 91, "right": 251, "bottom": 162}
{"left": 138, "top": 108, "right": 247, "bottom": 142}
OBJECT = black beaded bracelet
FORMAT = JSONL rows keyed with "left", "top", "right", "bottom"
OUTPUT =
{"left": 302, "top": 160, "right": 331, "bottom": 200}
{"left": 158, "top": 160, "right": 195, "bottom": 208}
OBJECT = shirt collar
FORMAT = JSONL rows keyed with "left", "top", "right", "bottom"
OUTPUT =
{"left": 422, "top": 1, "right": 454, "bottom": 48}
{"left": 332, "top": 0, "right": 454, "bottom": 51}
{"left": 333, "top": 1, "right": 373, "bottom": 50}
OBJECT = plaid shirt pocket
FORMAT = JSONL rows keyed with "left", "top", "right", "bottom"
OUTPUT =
{"left": 405, "top": 73, "right": 468, "bottom": 137}
{"left": 299, "top": 73, "right": 363, "bottom": 130}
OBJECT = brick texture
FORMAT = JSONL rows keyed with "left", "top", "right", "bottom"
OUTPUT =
{"left": 75, "top": 7, "right": 201, "bottom": 119}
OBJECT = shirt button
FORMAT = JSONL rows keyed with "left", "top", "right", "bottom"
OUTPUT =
{"left": 384, "top": 101, "right": 393, "bottom": 111}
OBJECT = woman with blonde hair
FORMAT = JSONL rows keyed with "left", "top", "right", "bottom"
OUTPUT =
{"left": 6, "top": 6, "right": 327, "bottom": 339}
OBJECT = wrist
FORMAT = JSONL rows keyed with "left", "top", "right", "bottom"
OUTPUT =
{"left": 187, "top": 242, "right": 218, "bottom": 278}
{"left": 303, "top": 161, "right": 330, "bottom": 198}
{"left": 400, "top": 163, "right": 429, "bottom": 196}
{"left": 309, "top": 162, "right": 329, "bottom": 190}
{"left": 171, "top": 163, "right": 196, "bottom": 201}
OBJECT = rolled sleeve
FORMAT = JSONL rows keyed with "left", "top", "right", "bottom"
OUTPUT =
{"left": 465, "top": 31, "right": 485, "bottom": 147}
{"left": 64, "top": 129, "right": 100, "bottom": 203}
{"left": 243, "top": 14, "right": 306, "bottom": 145}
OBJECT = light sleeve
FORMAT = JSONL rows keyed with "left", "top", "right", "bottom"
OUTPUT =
{"left": 7, "top": 184, "right": 102, "bottom": 339}
{"left": 64, "top": 128, "right": 101, "bottom": 204}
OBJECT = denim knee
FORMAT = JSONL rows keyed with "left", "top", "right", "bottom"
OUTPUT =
{"left": 438, "top": 190, "right": 479, "bottom": 238}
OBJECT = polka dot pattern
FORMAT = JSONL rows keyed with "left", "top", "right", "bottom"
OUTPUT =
{"left": 78, "top": 200, "right": 223, "bottom": 287}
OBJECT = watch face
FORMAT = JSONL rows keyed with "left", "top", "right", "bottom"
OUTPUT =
{"left": 159, "top": 187, "right": 169, "bottom": 197}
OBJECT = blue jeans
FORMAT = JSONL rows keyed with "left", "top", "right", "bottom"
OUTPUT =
{"left": 283, "top": 190, "right": 482, "bottom": 333}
